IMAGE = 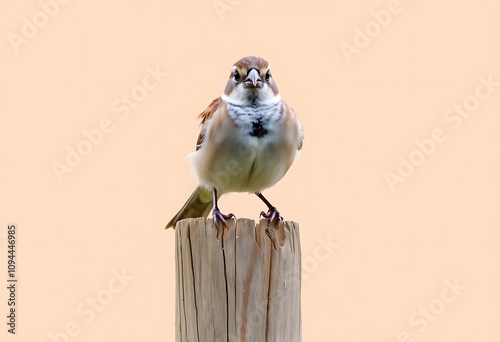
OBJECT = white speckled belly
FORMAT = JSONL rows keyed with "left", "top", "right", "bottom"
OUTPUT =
{"left": 191, "top": 101, "right": 294, "bottom": 193}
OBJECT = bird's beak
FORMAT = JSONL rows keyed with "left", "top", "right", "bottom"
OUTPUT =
{"left": 244, "top": 69, "right": 263, "bottom": 88}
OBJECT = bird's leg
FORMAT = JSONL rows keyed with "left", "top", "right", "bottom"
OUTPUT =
{"left": 255, "top": 192, "right": 283, "bottom": 229}
{"left": 212, "top": 188, "right": 235, "bottom": 228}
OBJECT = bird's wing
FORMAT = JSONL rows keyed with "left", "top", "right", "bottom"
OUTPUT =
{"left": 290, "top": 106, "right": 304, "bottom": 151}
{"left": 196, "top": 97, "right": 221, "bottom": 151}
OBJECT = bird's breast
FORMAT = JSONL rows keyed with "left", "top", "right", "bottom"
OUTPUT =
{"left": 227, "top": 101, "right": 283, "bottom": 139}
{"left": 191, "top": 101, "right": 294, "bottom": 193}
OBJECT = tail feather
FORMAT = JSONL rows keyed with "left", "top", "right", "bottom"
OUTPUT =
{"left": 166, "top": 186, "right": 215, "bottom": 229}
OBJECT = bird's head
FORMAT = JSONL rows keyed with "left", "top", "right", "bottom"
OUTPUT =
{"left": 222, "top": 56, "right": 280, "bottom": 106}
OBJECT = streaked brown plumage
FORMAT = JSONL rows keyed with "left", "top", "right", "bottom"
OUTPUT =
{"left": 166, "top": 56, "right": 303, "bottom": 229}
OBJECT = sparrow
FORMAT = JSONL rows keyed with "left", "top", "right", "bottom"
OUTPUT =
{"left": 166, "top": 56, "right": 303, "bottom": 229}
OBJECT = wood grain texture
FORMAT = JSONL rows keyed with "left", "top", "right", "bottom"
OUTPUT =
{"left": 175, "top": 218, "right": 302, "bottom": 342}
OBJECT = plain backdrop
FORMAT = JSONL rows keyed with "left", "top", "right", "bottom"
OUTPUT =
{"left": 1, "top": 0, "right": 499, "bottom": 341}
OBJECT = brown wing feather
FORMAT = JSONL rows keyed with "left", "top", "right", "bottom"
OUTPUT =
{"left": 196, "top": 97, "right": 221, "bottom": 151}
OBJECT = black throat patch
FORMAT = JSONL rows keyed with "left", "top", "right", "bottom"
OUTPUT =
{"left": 250, "top": 117, "right": 268, "bottom": 138}
{"left": 226, "top": 101, "right": 282, "bottom": 139}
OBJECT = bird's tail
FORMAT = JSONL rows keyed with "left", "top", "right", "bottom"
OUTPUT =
{"left": 165, "top": 186, "right": 214, "bottom": 229}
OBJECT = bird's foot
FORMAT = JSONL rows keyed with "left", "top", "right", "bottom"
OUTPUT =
{"left": 213, "top": 208, "right": 235, "bottom": 229}
{"left": 260, "top": 207, "right": 283, "bottom": 229}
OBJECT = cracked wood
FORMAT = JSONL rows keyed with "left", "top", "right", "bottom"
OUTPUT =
{"left": 175, "top": 218, "right": 302, "bottom": 342}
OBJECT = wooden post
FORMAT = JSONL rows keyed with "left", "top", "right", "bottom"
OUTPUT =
{"left": 175, "top": 217, "right": 302, "bottom": 342}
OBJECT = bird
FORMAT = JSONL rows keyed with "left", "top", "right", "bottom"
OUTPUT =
{"left": 166, "top": 56, "right": 303, "bottom": 229}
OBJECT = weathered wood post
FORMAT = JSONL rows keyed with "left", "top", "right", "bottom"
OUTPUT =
{"left": 175, "top": 217, "right": 302, "bottom": 342}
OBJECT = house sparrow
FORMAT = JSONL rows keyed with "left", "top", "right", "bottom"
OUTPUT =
{"left": 166, "top": 56, "right": 303, "bottom": 229}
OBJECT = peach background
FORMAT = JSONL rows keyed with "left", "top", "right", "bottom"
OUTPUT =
{"left": 1, "top": 0, "right": 500, "bottom": 341}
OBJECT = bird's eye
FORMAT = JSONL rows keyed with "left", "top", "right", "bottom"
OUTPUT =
{"left": 265, "top": 70, "right": 271, "bottom": 81}
{"left": 234, "top": 70, "right": 241, "bottom": 82}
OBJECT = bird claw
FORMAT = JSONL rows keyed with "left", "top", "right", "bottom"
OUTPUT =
{"left": 213, "top": 209, "right": 235, "bottom": 229}
{"left": 260, "top": 207, "right": 283, "bottom": 229}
